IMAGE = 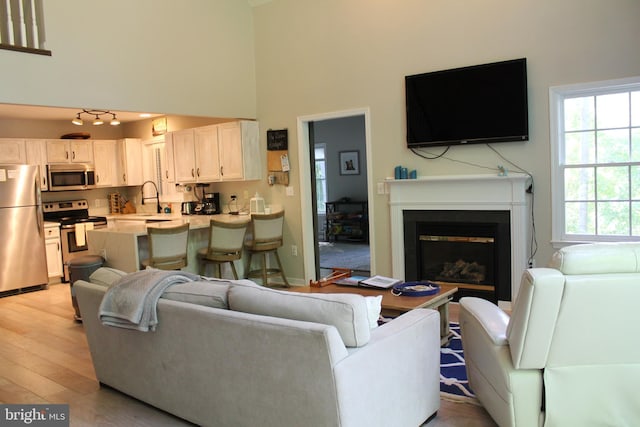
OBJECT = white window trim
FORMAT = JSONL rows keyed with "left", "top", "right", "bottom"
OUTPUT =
{"left": 549, "top": 76, "right": 640, "bottom": 248}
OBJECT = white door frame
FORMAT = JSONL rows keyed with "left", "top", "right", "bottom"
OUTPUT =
{"left": 296, "top": 107, "right": 375, "bottom": 282}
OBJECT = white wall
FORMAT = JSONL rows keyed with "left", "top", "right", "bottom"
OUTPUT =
{"left": 0, "top": 0, "right": 257, "bottom": 119}
{"left": 252, "top": 0, "right": 640, "bottom": 281}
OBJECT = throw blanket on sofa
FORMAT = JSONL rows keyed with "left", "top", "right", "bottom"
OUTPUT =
{"left": 99, "top": 269, "right": 199, "bottom": 331}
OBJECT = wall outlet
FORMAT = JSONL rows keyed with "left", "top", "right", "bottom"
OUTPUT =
{"left": 286, "top": 186, "right": 294, "bottom": 196}
{"left": 291, "top": 245, "right": 298, "bottom": 256}
{"left": 528, "top": 259, "right": 536, "bottom": 268}
{"left": 100, "top": 248, "right": 108, "bottom": 262}
{"left": 377, "top": 182, "right": 385, "bottom": 195}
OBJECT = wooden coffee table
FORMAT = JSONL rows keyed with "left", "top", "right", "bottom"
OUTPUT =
{"left": 292, "top": 283, "right": 458, "bottom": 346}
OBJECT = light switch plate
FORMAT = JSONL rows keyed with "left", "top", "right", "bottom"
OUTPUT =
{"left": 286, "top": 186, "right": 294, "bottom": 196}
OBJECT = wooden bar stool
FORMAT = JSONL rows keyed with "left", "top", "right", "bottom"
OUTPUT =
{"left": 244, "top": 211, "right": 289, "bottom": 287}
{"left": 141, "top": 223, "right": 190, "bottom": 270}
{"left": 197, "top": 219, "right": 249, "bottom": 279}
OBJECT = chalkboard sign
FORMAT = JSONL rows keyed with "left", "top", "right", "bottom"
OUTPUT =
{"left": 267, "top": 129, "right": 288, "bottom": 151}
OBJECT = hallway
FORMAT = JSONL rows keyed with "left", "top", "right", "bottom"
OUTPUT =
{"left": 319, "top": 241, "right": 370, "bottom": 275}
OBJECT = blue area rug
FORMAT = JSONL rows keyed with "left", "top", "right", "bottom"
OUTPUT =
{"left": 440, "top": 322, "right": 477, "bottom": 402}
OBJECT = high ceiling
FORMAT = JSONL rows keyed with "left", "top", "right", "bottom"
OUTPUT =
{"left": 0, "top": 103, "right": 162, "bottom": 124}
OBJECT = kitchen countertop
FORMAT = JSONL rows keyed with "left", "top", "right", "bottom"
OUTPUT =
{"left": 101, "top": 213, "right": 252, "bottom": 236}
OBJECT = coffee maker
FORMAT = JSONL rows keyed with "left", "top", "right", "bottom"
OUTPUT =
{"left": 200, "top": 192, "right": 221, "bottom": 215}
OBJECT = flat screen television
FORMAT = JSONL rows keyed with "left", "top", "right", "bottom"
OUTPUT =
{"left": 405, "top": 58, "right": 528, "bottom": 148}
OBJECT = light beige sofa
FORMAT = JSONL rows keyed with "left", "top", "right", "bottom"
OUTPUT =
{"left": 75, "top": 269, "right": 441, "bottom": 427}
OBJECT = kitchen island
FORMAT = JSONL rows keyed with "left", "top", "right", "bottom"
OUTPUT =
{"left": 87, "top": 213, "right": 251, "bottom": 276}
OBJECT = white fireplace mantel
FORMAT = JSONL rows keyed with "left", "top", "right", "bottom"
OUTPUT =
{"left": 387, "top": 173, "right": 531, "bottom": 305}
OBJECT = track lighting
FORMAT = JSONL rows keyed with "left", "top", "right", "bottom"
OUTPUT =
{"left": 72, "top": 109, "right": 120, "bottom": 126}
{"left": 72, "top": 113, "right": 83, "bottom": 126}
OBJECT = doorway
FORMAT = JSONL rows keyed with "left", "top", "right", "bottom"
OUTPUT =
{"left": 297, "top": 108, "right": 375, "bottom": 283}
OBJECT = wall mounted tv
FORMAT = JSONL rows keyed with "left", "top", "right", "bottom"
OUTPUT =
{"left": 405, "top": 58, "right": 528, "bottom": 148}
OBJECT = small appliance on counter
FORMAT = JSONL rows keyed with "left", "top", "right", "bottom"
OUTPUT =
{"left": 181, "top": 201, "right": 197, "bottom": 215}
{"left": 200, "top": 192, "right": 221, "bottom": 215}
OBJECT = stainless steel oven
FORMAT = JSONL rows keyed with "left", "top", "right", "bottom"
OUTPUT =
{"left": 43, "top": 199, "right": 107, "bottom": 281}
{"left": 47, "top": 163, "right": 97, "bottom": 191}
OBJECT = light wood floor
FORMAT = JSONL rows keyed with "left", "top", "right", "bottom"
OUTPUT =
{"left": 0, "top": 283, "right": 496, "bottom": 426}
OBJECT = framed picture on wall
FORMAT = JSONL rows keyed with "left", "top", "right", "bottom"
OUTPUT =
{"left": 339, "top": 150, "right": 360, "bottom": 175}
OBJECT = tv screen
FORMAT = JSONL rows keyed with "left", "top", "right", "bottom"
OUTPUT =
{"left": 405, "top": 58, "right": 528, "bottom": 148}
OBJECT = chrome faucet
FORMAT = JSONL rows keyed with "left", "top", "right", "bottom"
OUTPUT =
{"left": 141, "top": 180, "right": 162, "bottom": 214}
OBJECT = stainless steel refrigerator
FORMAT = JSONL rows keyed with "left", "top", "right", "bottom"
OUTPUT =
{"left": 0, "top": 164, "right": 48, "bottom": 293}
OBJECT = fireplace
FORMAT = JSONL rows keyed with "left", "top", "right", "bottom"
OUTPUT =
{"left": 387, "top": 174, "right": 530, "bottom": 306}
{"left": 403, "top": 210, "right": 511, "bottom": 302}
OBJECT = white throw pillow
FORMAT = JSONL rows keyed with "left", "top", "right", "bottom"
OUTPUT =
{"left": 228, "top": 285, "right": 371, "bottom": 347}
{"left": 365, "top": 295, "right": 382, "bottom": 329}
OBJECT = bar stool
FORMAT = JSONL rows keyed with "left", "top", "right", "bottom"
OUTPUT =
{"left": 141, "top": 223, "right": 190, "bottom": 270}
{"left": 197, "top": 219, "right": 249, "bottom": 279}
{"left": 244, "top": 210, "right": 289, "bottom": 287}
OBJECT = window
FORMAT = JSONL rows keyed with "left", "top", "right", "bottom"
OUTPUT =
{"left": 550, "top": 76, "right": 640, "bottom": 243}
{"left": 315, "top": 144, "right": 327, "bottom": 214}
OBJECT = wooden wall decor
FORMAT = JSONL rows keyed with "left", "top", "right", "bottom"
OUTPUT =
{"left": 267, "top": 129, "right": 289, "bottom": 185}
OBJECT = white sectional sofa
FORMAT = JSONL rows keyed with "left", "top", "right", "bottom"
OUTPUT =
{"left": 75, "top": 269, "right": 441, "bottom": 427}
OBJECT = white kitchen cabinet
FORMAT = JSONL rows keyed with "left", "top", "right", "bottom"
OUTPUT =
{"left": 44, "top": 223, "right": 63, "bottom": 282}
{"left": 172, "top": 125, "right": 221, "bottom": 183}
{"left": 160, "top": 133, "right": 175, "bottom": 184}
{"left": 46, "top": 139, "right": 93, "bottom": 163}
{"left": 116, "top": 138, "right": 143, "bottom": 186}
{"left": 25, "top": 139, "right": 48, "bottom": 190}
{"left": 218, "top": 120, "right": 261, "bottom": 181}
{"left": 93, "top": 140, "right": 118, "bottom": 187}
{"left": 0, "top": 138, "right": 27, "bottom": 164}
{"left": 172, "top": 129, "right": 196, "bottom": 182}
{"left": 172, "top": 121, "right": 260, "bottom": 184}
{"left": 194, "top": 125, "right": 222, "bottom": 181}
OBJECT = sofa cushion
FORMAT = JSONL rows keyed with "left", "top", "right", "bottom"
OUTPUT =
{"left": 228, "top": 285, "right": 371, "bottom": 347}
{"left": 161, "top": 280, "right": 230, "bottom": 309}
{"left": 89, "top": 267, "right": 128, "bottom": 287}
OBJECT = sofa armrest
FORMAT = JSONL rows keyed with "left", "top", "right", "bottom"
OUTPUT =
{"left": 332, "top": 309, "right": 441, "bottom": 427}
{"left": 459, "top": 297, "right": 510, "bottom": 346}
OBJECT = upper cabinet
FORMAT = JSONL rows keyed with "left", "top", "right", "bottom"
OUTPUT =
{"left": 173, "top": 125, "right": 220, "bottom": 183}
{"left": 25, "top": 139, "right": 48, "bottom": 190}
{"left": 171, "top": 120, "right": 261, "bottom": 184}
{"left": 116, "top": 138, "right": 143, "bottom": 186}
{"left": 93, "top": 140, "right": 118, "bottom": 187}
{"left": 218, "top": 121, "right": 261, "bottom": 181}
{"left": 47, "top": 140, "right": 93, "bottom": 163}
{"left": 0, "top": 138, "right": 27, "bottom": 164}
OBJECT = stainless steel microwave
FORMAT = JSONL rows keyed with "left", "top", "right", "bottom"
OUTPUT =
{"left": 47, "top": 163, "right": 96, "bottom": 191}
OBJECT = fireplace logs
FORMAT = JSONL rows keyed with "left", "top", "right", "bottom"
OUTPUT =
{"left": 438, "top": 259, "right": 486, "bottom": 284}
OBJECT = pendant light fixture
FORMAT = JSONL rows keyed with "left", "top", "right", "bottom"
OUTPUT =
{"left": 71, "top": 109, "right": 120, "bottom": 126}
